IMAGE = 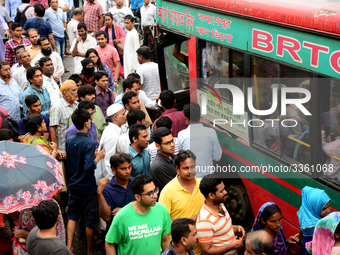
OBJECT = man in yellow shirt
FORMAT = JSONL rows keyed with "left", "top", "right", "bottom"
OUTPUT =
{"left": 159, "top": 150, "right": 204, "bottom": 255}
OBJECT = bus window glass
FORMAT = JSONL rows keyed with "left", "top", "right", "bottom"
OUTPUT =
{"left": 164, "top": 41, "right": 189, "bottom": 92}
{"left": 321, "top": 79, "right": 340, "bottom": 182}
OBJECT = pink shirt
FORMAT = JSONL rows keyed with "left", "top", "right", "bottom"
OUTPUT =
{"left": 95, "top": 44, "right": 120, "bottom": 79}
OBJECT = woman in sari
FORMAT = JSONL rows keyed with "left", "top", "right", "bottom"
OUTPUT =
{"left": 252, "top": 202, "right": 299, "bottom": 255}
{"left": 297, "top": 186, "right": 331, "bottom": 255}
{"left": 306, "top": 212, "right": 340, "bottom": 255}
{"left": 86, "top": 48, "right": 115, "bottom": 91}
{"left": 100, "top": 12, "right": 125, "bottom": 78}
{"left": 80, "top": 58, "right": 95, "bottom": 86}
{"left": 22, "top": 114, "right": 60, "bottom": 159}
{"left": 11, "top": 199, "right": 65, "bottom": 255}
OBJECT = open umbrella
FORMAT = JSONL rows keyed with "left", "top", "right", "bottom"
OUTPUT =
{"left": 0, "top": 141, "right": 64, "bottom": 214}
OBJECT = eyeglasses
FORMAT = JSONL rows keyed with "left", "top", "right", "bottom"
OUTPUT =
{"left": 140, "top": 187, "right": 159, "bottom": 198}
{"left": 161, "top": 139, "right": 175, "bottom": 146}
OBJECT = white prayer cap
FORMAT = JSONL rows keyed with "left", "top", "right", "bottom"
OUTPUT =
{"left": 107, "top": 104, "right": 124, "bottom": 117}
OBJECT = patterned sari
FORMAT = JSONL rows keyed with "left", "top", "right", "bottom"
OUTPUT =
{"left": 306, "top": 212, "right": 340, "bottom": 255}
{"left": 22, "top": 134, "right": 51, "bottom": 154}
{"left": 12, "top": 199, "right": 65, "bottom": 255}
{"left": 251, "top": 202, "right": 287, "bottom": 255}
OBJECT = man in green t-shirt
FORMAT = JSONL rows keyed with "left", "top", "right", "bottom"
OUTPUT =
{"left": 105, "top": 175, "right": 171, "bottom": 255}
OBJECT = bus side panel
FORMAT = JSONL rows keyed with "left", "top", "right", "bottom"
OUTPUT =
{"left": 241, "top": 177, "right": 300, "bottom": 237}
{"left": 188, "top": 35, "right": 197, "bottom": 102}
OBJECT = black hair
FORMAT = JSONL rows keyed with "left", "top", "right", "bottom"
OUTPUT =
{"left": 259, "top": 204, "right": 282, "bottom": 229}
{"left": 95, "top": 30, "right": 107, "bottom": 39}
{"left": 199, "top": 174, "right": 222, "bottom": 199}
{"left": 129, "top": 123, "right": 147, "bottom": 144}
{"left": 78, "top": 85, "right": 95, "bottom": 99}
{"left": 246, "top": 231, "right": 274, "bottom": 255}
{"left": 78, "top": 100, "right": 95, "bottom": 111}
{"left": 37, "top": 37, "right": 48, "bottom": 46}
{"left": 71, "top": 108, "right": 92, "bottom": 130}
{"left": 26, "top": 28, "right": 38, "bottom": 37}
{"left": 32, "top": 200, "right": 59, "bottom": 230}
{"left": 77, "top": 22, "right": 87, "bottom": 31}
{"left": 23, "top": 114, "right": 44, "bottom": 134}
{"left": 131, "top": 174, "right": 153, "bottom": 194}
{"left": 136, "top": 46, "right": 151, "bottom": 60}
{"left": 171, "top": 218, "right": 196, "bottom": 243}
{"left": 73, "top": 8, "right": 83, "bottom": 16}
{"left": 94, "top": 70, "right": 108, "bottom": 81}
{"left": 25, "top": 94, "right": 40, "bottom": 107}
{"left": 14, "top": 45, "right": 25, "bottom": 54}
{"left": 183, "top": 103, "right": 201, "bottom": 122}
{"left": 0, "top": 61, "right": 9, "bottom": 71}
{"left": 85, "top": 48, "right": 105, "bottom": 71}
{"left": 335, "top": 222, "right": 340, "bottom": 234}
{"left": 123, "top": 77, "right": 139, "bottom": 92}
{"left": 69, "top": 74, "right": 82, "bottom": 85}
{"left": 122, "top": 91, "right": 138, "bottom": 107}
{"left": 156, "top": 116, "right": 172, "bottom": 129}
{"left": 160, "top": 90, "right": 175, "bottom": 109}
{"left": 34, "top": 3, "right": 45, "bottom": 17}
{"left": 174, "top": 150, "right": 196, "bottom": 168}
{"left": 11, "top": 23, "right": 22, "bottom": 31}
{"left": 152, "top": 127, "right": 172, "bottom": 145}
{"left": 38, "top": 57, "right": 52, "bottom": 68}
{"left": 127, "top": 109, "right": 145, "bottom": 127}
{"left": 104, "top": 12, "right": 113, "bottom": 20}
{"left": 110, "top": 152, "right": 132, "bottom": 169}
{"left": 127, "top": 72, "right": 140, "bottom": 79}
{"left": 22, "top": 0, "right": 30, "bottom": 3}
{"left": 124, "top": 15, "right": 135, "bottom": 23}
{"left": 26, "top": 66, "right": 42, "bottom": 82}
{"left": 0, "top": 129, "right": 14, "bottom": 141}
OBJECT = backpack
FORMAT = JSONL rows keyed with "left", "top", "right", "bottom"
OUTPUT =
{"left": 0, "top": 111, "right": 19, "bottom": 140}
{"left": 14, "top": 6, "right": 31, "bottom": 27}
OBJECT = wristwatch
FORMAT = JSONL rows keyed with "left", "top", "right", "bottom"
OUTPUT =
{"left": 114, "top": 79, "right": 118, "bottom": 82}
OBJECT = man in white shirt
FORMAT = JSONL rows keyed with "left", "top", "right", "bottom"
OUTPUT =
{"left": 13, "top": 50, "right": 32, "bottom": 90}
{"left": 96, "top": 104, "right": 127, "bottom": 183}
{"left": 178, "top": 103, "right": 222, "bottom": 178}
{"left": 141, "top": 0, "right": 156, "bottom": 61}
{"left": 32, "top": 37, "right": 64, "bottom": 80}
{"left": 116, "top": 109, "right": 146, "bottom": 153}
{"left": 123, "top": 15, "right": 140, "bottom": 78}
{"left": 70, "top": 22, "right": 97, "bottom": 74}
{"left": 108, "top": 0, "right": 133, "bottom": 34}
{"left": 67, "top": 8, "right": 84, "bottom": 47}
{"left": 136, "top": 46, "right": 160, "bottom": 101}
{"left": 39, "top": 57, "right": 62, "bottom": 106}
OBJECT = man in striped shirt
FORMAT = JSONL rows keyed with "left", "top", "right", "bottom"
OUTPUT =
{"left": 196, "top": 175, "right": 245, "bottom": 255}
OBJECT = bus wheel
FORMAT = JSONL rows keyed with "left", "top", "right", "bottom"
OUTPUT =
{"left": 224, "top": 182, "right": 254, "bottom": 230}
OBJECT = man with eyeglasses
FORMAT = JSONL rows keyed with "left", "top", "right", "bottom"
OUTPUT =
{"left": 149, "top": 127, "right": 177, "bottom": 192}
{"left": 105, "top": 174, "right": 171, "bottom": 255}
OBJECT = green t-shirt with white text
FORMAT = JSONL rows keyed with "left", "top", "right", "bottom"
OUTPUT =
{"left": 105, "top": 202, "right": 171, "bottom": 255}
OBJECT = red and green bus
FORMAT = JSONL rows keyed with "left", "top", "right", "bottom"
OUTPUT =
{"left": 155, "top": 0, "right": 340, "bottom": 234}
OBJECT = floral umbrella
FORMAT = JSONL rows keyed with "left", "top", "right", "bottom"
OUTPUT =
{"left": 0, "top": 141, "right": 64, "bottom": 215}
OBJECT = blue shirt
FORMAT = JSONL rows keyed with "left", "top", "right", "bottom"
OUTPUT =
{"left": 5, "top": 0, "right": 20, "bottom": 20}
{"left": 22, "top": 85, "right": 51, "bottom": 117}
{"left": 23, "top": 17, "right": 53, "bottom": 39}
{"left": 18, "top": 115, "right": 50, "bottom": 136}
{"left": 115, "top": 92, "right": 124, "bottom": 107}
{"left": 163, "top": 241, "right": 195, "bottom": 255}
{"left": 0, "top": 78, "right": 23, "bottom": 122}
{"left": 103, "top": 177, "right": 135, "bottom": 232}
{"left": 66, "top": 122, "right": 98, "bottom": 148}
{"left": 44, "top": 8, "right": 66, "bottom": 38}
{"left": 66, "top": 132, "right": 98, "bottom": 199}
{"left": 126, "top": 146, "right": 150, "bottom": 177}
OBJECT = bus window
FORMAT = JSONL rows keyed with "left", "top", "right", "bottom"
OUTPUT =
{"left": 321, "top": 79, "right": 340, "bottom": 182}
{"left": 164, "top": 41, "right": 189, "bottom": 92}
{"left": 251, "top": 57, "right": 311, "bottom": 165}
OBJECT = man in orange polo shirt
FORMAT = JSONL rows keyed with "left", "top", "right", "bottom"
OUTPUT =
{"left": 196, "top": 174, "right": 245, "bottom": 255}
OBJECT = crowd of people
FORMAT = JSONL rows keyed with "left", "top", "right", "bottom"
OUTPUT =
{"left": 0, "top": 0, "right": 340, "bottom": 255}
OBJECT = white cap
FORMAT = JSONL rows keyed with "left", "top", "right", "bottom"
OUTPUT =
{"left": 107, "top": 104, "right": 124, "bottom": 117}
